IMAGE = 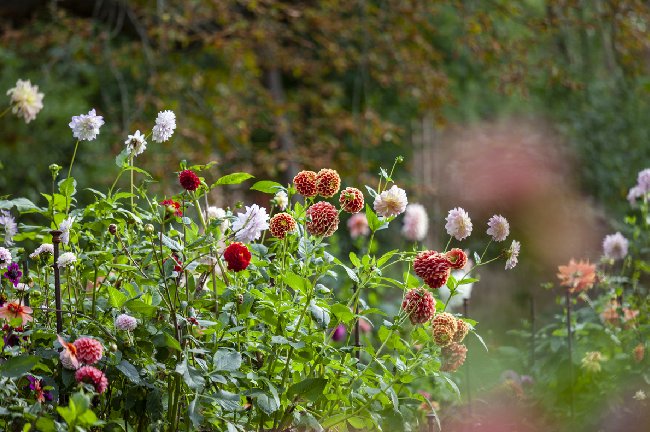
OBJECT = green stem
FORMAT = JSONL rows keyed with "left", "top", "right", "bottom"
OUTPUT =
{"left": 67, "top": 140, "right": 80, "bottom": 179}
{"left": 130, "top": 155, "right": 134, "bottom": 211}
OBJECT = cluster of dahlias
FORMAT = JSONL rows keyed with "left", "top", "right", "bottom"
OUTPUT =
{"left": 413, "top": 248, "right": 467, "bottom": 289}
{"left": 432, "top": 312, "right": 470, "bottom": 372}
{"left": 58, "top": 335, "right": 108, "bottom": 394}
{"left": 293, "top": 169, "right": 365, "bottom": 238}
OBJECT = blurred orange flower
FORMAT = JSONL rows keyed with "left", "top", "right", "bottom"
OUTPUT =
{"left": 557, "top": 259, "right": 596, "bottom": 293}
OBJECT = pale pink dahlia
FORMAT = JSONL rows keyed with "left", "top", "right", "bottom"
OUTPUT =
{"left": 373, "top": 185, "right": 407, "bottom": 218}
{"left": 602, "top": 232, "right": 628, "bottom": 261}
{"left": 75, "top": 366, "right": 108, "bottom": 394}
{"left": 347, "top": 213, "right": 369, "bottom": 239}
{"left": 401, "top": 203, "right": 429, "bottom": 241}
{"left": 486, "top": 214, "right": 510, "bottom": 242}
{"left": 115, "top": 314, "right": 137, "bottom": 331}
{"left": 73, "top": 337, "right": 103, "bottom": 365}
{"left": 445, "top": 207, "right": 472, "bottom": 241}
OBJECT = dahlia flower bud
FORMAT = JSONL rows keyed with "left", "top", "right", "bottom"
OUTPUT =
{"left": 293, "top": 171, "right": 318, "bottom": 197}
{"left": 445, "top": 248, "right": 467, "bottom": 270}
{"left": 115, "top": 314, "right": 137, "bottom": 331}
{"left": 144, "top": 224, "right": 155, "bottom": 234}
{"left": 73, "top": 337, "right": 103, "bottom": 365}
{"left": 306, "top": 202, "right": 339, "bottom": 237}
{"left": 108, "top": 224, "right": 117, "bottom": 235}
{"left": 414, "top": 251, "right": 451, "bottom": 289}
{"left": 402, "top": 288, "right": 436, "bottom": 324}
{"left": 339, "top": 187, "right": 364, "bottom": 214}
{"left": 441, "top": 343, "right": 468, "bottom": 372}
{"left": 315, "top": 169, "right": 341, "bottom": 198}
{"left": 223, "top": 242, "right": 251, "bottom": 272}
{"left": 453, "top": 318, "right": 470, "bottom": 343}
{"left": 269, "top": 213, "right": 297, "bottom": 239}
{"left": 179, "top": 169, "right": 201, "bottom": 192}
{"left": 75, "top": 366, "right": 108, "bottom": 394}
{"left": 432, "top": 312, "right": 458, "bottom": 347}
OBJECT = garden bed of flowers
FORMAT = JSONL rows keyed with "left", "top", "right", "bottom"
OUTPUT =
{"left": 0, "top": 80, "right": 521, "bottom": 431}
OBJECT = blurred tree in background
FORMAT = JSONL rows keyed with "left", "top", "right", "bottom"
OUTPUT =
{"left": 1, "top": 0, "right": 649, "bottom": 217}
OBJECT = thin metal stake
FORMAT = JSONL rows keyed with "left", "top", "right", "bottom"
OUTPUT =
{"left": 51, "top": 230, "right": 63, "bottom": 334}
{"left": 426, "top": 412, "right": 437, "bottom": 432}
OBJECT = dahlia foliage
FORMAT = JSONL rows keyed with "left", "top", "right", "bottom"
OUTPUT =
{"left": 0, "top": 93, "right": 520, "bottom": 431}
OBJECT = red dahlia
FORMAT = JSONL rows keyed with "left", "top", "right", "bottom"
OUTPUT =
{"left": 160, "top": 199, "right": 182, "bottom": 217}
{"left": 413, "top": 251, "right": 451, "bottom": 289}
{"left": 306, "top": 201, "right": 339, "bottom": 237}
{"left": 446, "top": 248, "right": 467, "bottom": 270}
{"left": 339, "top": 187, "right": 364, "bottom": 214}
{"left": 179, "top": 169, "right": 201, "bottom": 191}
{"left": 440, "top": 342, "right": 468, "bottom": 372}
{"left": 315, "top": 169, "right": 341, "bottom": 198}
{"left": 223, "top": 242, "right": 251, "bottom": 272}
{"left": 402, "top": 288, "right": 435, "bottom": 324}
{"left": 293, "top": 171, "right": 318, "bottom": 197}
{"left": 269, "top": 213, "right": 297, "bottom": 239}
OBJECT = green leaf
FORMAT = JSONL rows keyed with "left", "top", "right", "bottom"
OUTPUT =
{"left": 115, "top": 149, "right": 129, "bottom": 167}
{"left": 283, "top": 272, "right": 311, "bottom": 294}
{"left": 125, "top": 299, "right": 158, "bottom": 317}
{"left": 212, "top": 172, "right": 254, "bottom": 186}
{"left": 58, "top": 177, "right": 77, "bottom": 198}
{"left": 472, "top": 331, "right": 488, "bottom": 352}
{"left": 309, "top": 300, "right": 330, "bottom": 329}
{"left": 338, "top": 263, "right": 359, "bottom": 283}
{"left": 153, "top": 332, "right": 182, "bottom": 351}
{"left": 116, "top": 360, "right": 143, "bottom": 385}
{"left": 458, "top": 278, "right": 479, "bottom": 285}
{"left": 35, "top": 417, "right": 56, "bottom": 432}
{"left": 176, "top": 356, "right": 205, "bottom": 390}
{"left": 0, "top": 198, "right": 42, "bottom": 213}
{"left": 214, "top": 390, "right": 240, "bottom": 411}
{"left": 107, "top": 287, "right": 128, "bottom": 308}
{"left": 330, "top": 303, "right": 355, "bottom": 324}
{"left": 441, "top": 375, "right": 461, "bottom": 399}
{"left": 349, "top": 252, "right": 361, "bottom": 267}
{"left": 0, "top": 355, "right": 39, "bottom": 378}
{"left": 250, "top": 180, "right": 283, "bottom": 194}
{"left": 287, "top": 378, "right": 328, "bottom": 402}
{"left": 213, "top": 349, "right": 242, "bottom": 372}
{"left": 250, "top": 391, "right": 278, "bottom": 415}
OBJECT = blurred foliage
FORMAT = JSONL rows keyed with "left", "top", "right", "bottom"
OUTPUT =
{"left": 0, "top": 0, "right": 648, "bottom": 216}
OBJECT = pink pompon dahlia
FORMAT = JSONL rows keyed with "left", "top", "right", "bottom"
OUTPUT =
{"left": 402, "top": 288, "right": 436, "bottom": 324}
{"left": 293, "top": 171, "right": 318, "bottom": 197}
{"left": 445, "top": 248, "right": 467, "bottom": 270}
{"left": 73, "top": 337, "right": 103, "bottom": 365}
{"left": 179, "top": 169, "right": 201, "bottom": 192}
{"left": 75, "top": 366, "right": 108, "bottom": 394}
{"left": 347, "top": 213, "right": 369, "bottom": 239}
{"left": 306, "top": 201, "right": 339, "bottom": 237}
{"left": 414, "top": 251, "right": 451, "bottom": 289}
{"left": 269, "top": 213, "right": 297, "bottom": 239}
{"left": 432, "top": 312, "right": 458, "bottom": 347}
{"left": 316, "top": 169, "right": 341, "bottom": 198}
{"left": 339, "top": 187, "right": 364, "bottom": 214}
{"left": 441, "top": 343, "right": 468, "bottom": 372}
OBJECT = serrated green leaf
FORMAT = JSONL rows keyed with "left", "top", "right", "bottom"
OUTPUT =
{"left": 212, "top": 172, "right": 254, "bottom": 186}
{"left": 250, "top": 180, "right": 283, "bottom": 194}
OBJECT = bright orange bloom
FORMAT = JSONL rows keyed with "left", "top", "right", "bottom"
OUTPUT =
{"left": 557, "top": 259, "right": 596, "bottom": 293}
{"left": 0, "top": 301, "right": 33, "bottom": 326}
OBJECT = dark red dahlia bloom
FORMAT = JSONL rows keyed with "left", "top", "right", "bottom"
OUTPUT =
{"left": 160, "top": 199, "right": 183, "bottom": 218}
{"left": 413, "top": 251, "right": 451, "bottom": 289}
{"left": 179, "top": 169, "right": 201, "bottom": 191}
{"left": 223, "top": 242, "right": 251, "bottom": 272}
{"left": 339, "top": 187, "right": 364, "bottom": 214}
{"left": 306, "top": 201, "right": 339, "bottom": 237}
{"left": 315, "top": 168, "right": 341, "bottom": 198}
{"left": 402, "top": 288, "right": 435, "bottom": 324}
{"left": 293, "top": 171, "right": 318, "bottom": 197}
{"left": 269, "top": 213, "right": 297, "bottom": 239}
{"left": 3, "top": 263, "right": 22, "bottom": 287}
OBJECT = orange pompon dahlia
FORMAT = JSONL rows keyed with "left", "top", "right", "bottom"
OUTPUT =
{"left": 293, "top": 171, "right": 318, "bottom": 197}
{"left": 414, "top": 251, "right": 451, "bottom": 289}
{"left": 557, "top": 259, "right": 597, "bottom": 294}
{"left": 402, "top": 288, "right": 436, "bottom": 324}
{"left": 440, "top": 342, "right": 468, "bottom": 372}
{"left": 0, "top": 300, "right": 33, "bottom": 326}
{"left": 446, "top": 248, "right": 468, "bottom": 270}
{"left": 223, "top": 242, "right": 252, "bottom": 272}
{"left": 316, "top": 169, "right": 341, "bottom": 198}
{"left": 339, "top": 187, "right": 364, "bottom": 214}
{"left": 432, "top": 312, "right": 458, "bottom": 347}
{"left": 269, "top": 213, "right": 297, "bottom": 239}
{"left": 306, "top": 202, "right": 339, "bottom": 237}
{"left": 453, "top": 318, "right": 470, "bottom": 343}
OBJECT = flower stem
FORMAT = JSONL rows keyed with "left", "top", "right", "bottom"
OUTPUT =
{"left": 130, "top": 155, "right": 134, "bottom": 211}
{"left": 67, "top": 140, "right": 80, "bottom": 179}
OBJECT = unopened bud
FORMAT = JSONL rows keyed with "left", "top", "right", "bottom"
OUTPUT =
{"left": 108, "top": 224, "right": 117, "bottom": 235}
{"left": 144, "top": 224, "right": 154, "bottom": 234}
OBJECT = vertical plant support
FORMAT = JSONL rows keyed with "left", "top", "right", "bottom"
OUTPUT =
{"left": 565, "top": 290, "right": 574, "bottom": 420}
{"left": 21, "top": 260, "right": 29, "bottom": 307}
{"left": 463, "top": 298, "right": 472, "bottom": 417}
{"left": 353, "top": 284, "right": 361, "bottom": 360}
{"left": 426, "top": 412, "right": 437, "bottom": 432}
{"left": 51, "top": 230, "right": 63, "bottom": 334}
